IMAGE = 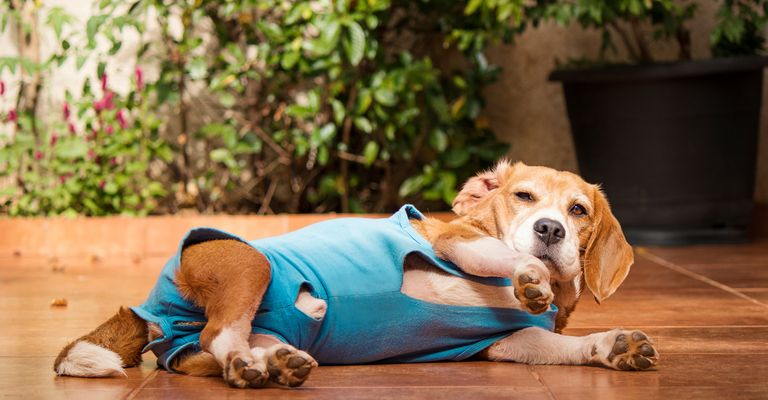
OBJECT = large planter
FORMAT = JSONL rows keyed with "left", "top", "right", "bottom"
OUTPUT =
{"left": 550, "top": 57, "right": 768, "bottom": 246}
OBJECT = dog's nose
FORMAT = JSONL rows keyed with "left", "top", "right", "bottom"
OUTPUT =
{"left": 533, "top": 218, "right": 565, "bottom": 246}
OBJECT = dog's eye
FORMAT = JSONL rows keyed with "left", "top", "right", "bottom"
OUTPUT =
{"left": 570, "top": 204, "right": 587, "bottom": 217}
{"left": 515, "top": 192, "right": 533, "bottom": 201}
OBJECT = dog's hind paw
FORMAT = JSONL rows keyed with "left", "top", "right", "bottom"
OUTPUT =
{"left": 592, "top": 329, "right": 659, "bottom": 371}
{"left": 265, "top": 344, "right": 318, "bottom": 387}
{"left": 513, "top": 263, "right": 554, "bottom": 315}
{"left": 224, "top": 352, "right": 269, "bottom": 388}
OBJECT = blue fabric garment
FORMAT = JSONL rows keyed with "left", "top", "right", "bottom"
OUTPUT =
{"left": 131, "top": 205, "right": 557, "bottom": 371}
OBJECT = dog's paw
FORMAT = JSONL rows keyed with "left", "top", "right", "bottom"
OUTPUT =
{"left": 513, "top": 263, "right": 554, "bottom": 314}
{"left": 265, "top": 344, "right": 318, "bottom": 387}
{"left": 224, "top": 352, "right": 269, "bottom": 388}
{"left": 592, "top": 329, "right": 659, "bottom": 371}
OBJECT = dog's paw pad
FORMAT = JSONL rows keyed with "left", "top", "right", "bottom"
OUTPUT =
{"left": 225, "top": 353, "right": 268, "bottom": 388}
{"left": 600, "top": 330, "right": 659, "bottom": 371}
{"left": 514, "top": 269, "right": 553, "bottom": 314}
{"left": 266, "top": 344, "right": 318, "bottom": 387}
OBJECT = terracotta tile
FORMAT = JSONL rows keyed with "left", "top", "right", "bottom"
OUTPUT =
{"left": 567, "top": 285, "right": 768, "bottom": 328}
{"left": 0, "top": 357, "right": 156, "bottom": 399}
{"left": 4, "top": 232, "right": 768, "bottom": 398}
{"left": 547, "top": 386, "right": 768, "bottom": 400}
{"left": 661, "top": 263, "right": 768, "bottom": 289}
{"left": 141, "top": 362, "right": 544, "bottom": 390}
{"left": 136, "top": 386, "right": 551, "bottom": 400}
{"left": 738, "top": 289, "right": 768, "bottom": 303}
{"left": 617, "top": 255, "right": 712, "bottom": 290}
{"left": 563, "top": 327, "right": 768, "bottom": 354}
{"left": 535, "top": 354, "right": 768, "bottom": 387}
{"left": 645, "top": 241, "right": 768, "bottom": 265}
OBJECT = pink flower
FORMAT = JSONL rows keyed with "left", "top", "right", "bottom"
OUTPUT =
{"left": 116, "top": 110, "right": 127, "bottom": 129}
{"left": 34, "top": 151, "right": 43, "bottom": 160}
{"left": 94, "top": 91, "right": 115, "bottom": 113}
{"left": 101, "top": 73, "right": 108, "bottom": 91}
{"left": 50, "top": 133, "right": 58, "bottom": 146}
{"left": 68, "top": 122, "right": 76, "bottom": 135}
{"left": 135, "top": 67, "right": 144, "bottom": 91}
{"left": 88, "top": 149, "right": 96, "bottom": 160}
{"left": 110, "top": 157, "right": 117, "bottom": 166}
{"left": 7, "top": 109, "right": 17, "bottom": 123}
{"left": 99, "top": 180, "right": 106, "bottom": 190}
{"left": 0, "top": 81, "right": 4, "bottom": 96}
{"left": 63, "top": 102, "right": 70, "bottom": 119}
{"left": 105, "top": 125, "right": 114, "bottom": 135}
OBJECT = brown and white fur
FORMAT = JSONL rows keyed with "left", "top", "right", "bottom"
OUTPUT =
{"left": 54, "top": 161, "right": 658, "bottom": 388}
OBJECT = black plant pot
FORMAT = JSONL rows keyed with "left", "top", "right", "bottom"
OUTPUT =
{"left": 550, "top": 57, "right": 768, "bottom": 246}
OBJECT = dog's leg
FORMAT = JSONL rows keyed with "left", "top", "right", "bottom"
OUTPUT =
{"left": 174, "top": 333, "right": 319, "bottom": 387}
{"left": 482, "top": 327, "right": 659, "bottom": 370}
{"left": 176, "top": 239, "right": 271, "bottom": 388}
{"left": 415, "top": 220, "right": 554, "bottom": 314}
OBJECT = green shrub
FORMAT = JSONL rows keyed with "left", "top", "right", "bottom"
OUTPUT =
{"left": 1, "top": 0, "right": 526, "bottom": 215}
{"left": 525, "top": 0, "right": 767, "bottom": 64}
{"left": 0, "top": 4, "right": 170, "bottom": 216}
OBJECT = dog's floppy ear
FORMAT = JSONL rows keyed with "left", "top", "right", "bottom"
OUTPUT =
{"left": 583, "top": 187, "right": 634, "bottom": 303}
{"left": 452, "top": 160, "right": 514, "bottom": 216}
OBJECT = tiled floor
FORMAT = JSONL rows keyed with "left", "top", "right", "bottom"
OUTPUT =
{"left": 1, "top": 242, "right": 767, "bottom": 399}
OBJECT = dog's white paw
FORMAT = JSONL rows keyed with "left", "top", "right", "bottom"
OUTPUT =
{"left": 224, "top": 351, "right": 269, "bottom": 388}
{"left": 513, "top": 260, "right": 554, "bottom": 314}
{"left": 264, "top": 344, "right": 318, "bottom": 387}
{"left": 591, "top": 329, "right": 659, "bottom": 371}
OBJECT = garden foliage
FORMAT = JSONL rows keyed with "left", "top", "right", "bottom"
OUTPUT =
{"left": 1, "top": 0, "right": 525, "bottom": 215}
{"left": 526, "top": 0, "right": 767, "bottom": 63}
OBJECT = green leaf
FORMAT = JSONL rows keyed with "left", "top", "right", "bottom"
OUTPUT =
{"left": 281, "top": 51, "right": 300, "bottom": 69}
{"left": 46, "top": 6, "right": 74, "bottom": 39}
{"left": 86, "top": 15, "right": 107, "bottom": 48}
{"left": 353, "top": 117, "right": 373, "bottom": 133}
{"left": 374, "top": 88, "right": 397, "bottom": 106}
{"left": 76, "top": 55, "right": 88, "bottom": 69}
{"left": 188, "top": 57, "right": 208, "bottom": 80}
{"left": 56, "top": 141, "right": 88, "bottom": 160}
{"left": 219, "top": 93, "right": 236, "bottom": 108}
{"left": 345, "top": 21, "right": 365, "bottom": 66}
{"left": 103, "top": 181, "right": 118, "bottom": 194}
{"left": 399, "top": 175, "right": 426, "bottom": 198}
{"left": 429, "top": 129, "right": 448, "bottom": 152}
{"left": 362, "top": 141, "right": 379, "bottom": 166}
{"left": 331, "top": 99, "right": 346, "bottom": 124}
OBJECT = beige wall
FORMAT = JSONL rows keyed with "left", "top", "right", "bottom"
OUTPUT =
{"left": 483, "top": 2, "right": 768, "bottom": 204}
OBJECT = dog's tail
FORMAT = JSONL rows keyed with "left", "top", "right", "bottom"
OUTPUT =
{"left": 54, "top": 307, "right": 149, "bottom": 377}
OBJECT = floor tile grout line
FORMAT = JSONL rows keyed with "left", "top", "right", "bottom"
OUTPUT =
{"left": 527, "top": 366, "right": 558, "bottom": 400}
{"left": 640, "top": 250, "right": 768, "bottom": 310}
{"left": 123, "top": 368, "right": 159, "bottom": 400}
{"left": 564, "top": 325, "right": 768, "bottom": 330}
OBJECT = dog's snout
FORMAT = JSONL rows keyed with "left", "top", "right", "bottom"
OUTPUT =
{"left": 533, "top": 218, "right": 565, "bottom": 246}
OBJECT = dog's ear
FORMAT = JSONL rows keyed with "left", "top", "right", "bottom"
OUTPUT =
{"left": 452, "top": 160, "right": 515, "bottom": 216}
{"left": 583, "top": 187, "right": 634, "bottom": 303}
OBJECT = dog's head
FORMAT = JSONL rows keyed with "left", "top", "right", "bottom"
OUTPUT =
{"left": 452, "top": 160, "right": 633, "bottom": 303}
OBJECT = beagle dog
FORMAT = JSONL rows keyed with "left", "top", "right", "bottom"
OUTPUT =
{"left": 54, "top": 161, "right": 658, "bottom": 388}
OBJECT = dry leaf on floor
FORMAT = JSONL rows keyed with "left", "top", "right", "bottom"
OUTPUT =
{"left": 50, "top": 298, "right": 68, "bottom": 307}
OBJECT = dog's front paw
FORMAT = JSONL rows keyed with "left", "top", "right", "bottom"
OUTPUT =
{"left": 265, "top": 344, "right": 318, "bottom": 387}
{"left": 224, "top": 351, "right": 269, "bottom": 388}
{"left": 592, "top": 329, "right": 659, "bottom": 371}
{"left": 513, "top": 263, "right": 554, "bottom": 314}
